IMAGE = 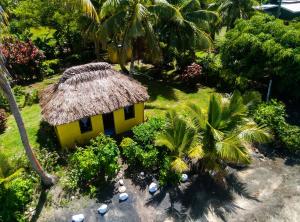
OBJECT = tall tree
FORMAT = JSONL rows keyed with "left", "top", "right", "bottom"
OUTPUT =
{"left": 210, "top": 0, "right": 254, "bottom": 29}
{"left": 0, "top": 10, "right": 55, "bottom": 186}
{"left": 150, "top": 0, "right": 218, "bottom": 68}
{"left": 155, "top": 110, "right": 204, "bottom": 173}
{"left": 188, "top": 91, "right": 271, "bottom": 173}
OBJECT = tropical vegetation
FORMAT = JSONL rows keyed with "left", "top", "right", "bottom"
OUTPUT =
{"left": 0, "top": 0, "right": 299, "bottom": 221}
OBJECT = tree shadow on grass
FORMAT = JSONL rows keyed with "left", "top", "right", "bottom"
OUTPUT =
{"left": 146, "top": 173, "right": 259, "bottom": 221}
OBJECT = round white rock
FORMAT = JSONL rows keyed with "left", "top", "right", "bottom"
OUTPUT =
{"left": 71, "top": 214, "right": 84, "bottom": 222}
{"left": 118, "top": 185, "right": 126, "bottom": 193}
{"left": 119, "top": 193, "right": 129, "bottom": 201}
{"left": 119, "top": 179, "right": 124, "bottom": 186}
{"left": 181, "top": 174, "right": 188, "bottom": 182}
{"left": 149, "top": 182, "right": 158, "bottom": 193}
{"left": 98, "top": 204, "right": 108, "bottom": 214}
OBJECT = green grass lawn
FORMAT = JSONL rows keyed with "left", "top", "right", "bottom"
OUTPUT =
{"left": 0, "top": 74, "right": 215, "bottom": 162}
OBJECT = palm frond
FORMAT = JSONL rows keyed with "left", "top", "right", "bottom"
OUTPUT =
{"left": 171, "top": 157, "right": 189, "bottom": 173}
{"left": 188, "top": 144, "right": 204, "bottom": 160}
{"left": 238, "top": 123, "right": 273, "bottom": 143}
{"left": 208, "top": 94, "right": 223, "bottom": 128}
{"left": 186, "top": 103, "right": 206, "bottom": 131}
{"left": 79, "top": 0, "right": 99, "bottom": 22}
{"left": 215, "top": 136, "right": 251, "bottom": 164}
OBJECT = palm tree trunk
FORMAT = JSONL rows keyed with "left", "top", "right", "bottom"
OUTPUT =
{"left": 0, "top": 68, "right": 55, "bottom": 186}
{"left": 129, "top": 52, "right": 135, "bottom": 75}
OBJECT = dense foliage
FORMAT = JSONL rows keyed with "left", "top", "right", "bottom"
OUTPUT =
{"left": 64, "top": 134, "right": 120, "bottom": 193}
{"left": 121, "top": 117, "right": 165, "bottom": 171}
{"left": 220, "top": 14, "right": 300, "bottom": 100}
{"left": 0, "top": 108, "right": 7, "bottom": 133}
{"left": 254, "top": 100, "right": 300, "bottom": 153}
{"left": 0, "top": 37, "right": 45, "bottom": 81}
{"left": 0, "top": 174, "right": 35, "bottom": 222}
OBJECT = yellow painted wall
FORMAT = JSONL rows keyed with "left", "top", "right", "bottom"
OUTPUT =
{"left": 55, "top": 103, "right": 145, "bottom": 148}
{"left": 56, "top": 114, "right": 104, "bottom": 149}
{"left": 113, "top": 103, "right": 144, "bottom": 134}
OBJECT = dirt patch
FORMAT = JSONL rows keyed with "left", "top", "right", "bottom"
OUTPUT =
{"left": 36, "top": 154, "right": 300, "bottom": 222}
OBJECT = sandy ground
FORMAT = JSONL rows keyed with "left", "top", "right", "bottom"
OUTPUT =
{"left": 36, "top": 151, "right": 300, "bottom": 222}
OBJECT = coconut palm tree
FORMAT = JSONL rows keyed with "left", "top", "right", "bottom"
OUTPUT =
{"left": 188, "top": 91, "right": 271, "bottom": 173}
{"left": 155, "top": 110, "right": 204, "bottom": 173}
{"left": 0, "top": 13, "right": 55, "bottom": 186}
{"left": 210, "top": 0, "right": 254, "bottom": 29}
{"left": 150, "top": 0, "right": 219, "bottom": 66}
{"left": 99, "top": 0, "right": 162, "bottom": 73}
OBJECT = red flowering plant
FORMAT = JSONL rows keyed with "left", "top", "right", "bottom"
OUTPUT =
{"left": 0, "top": 37, "right": 45, "bottom": 82}
{"left": 180, "top": 62, "right": 202, "bottom": 83}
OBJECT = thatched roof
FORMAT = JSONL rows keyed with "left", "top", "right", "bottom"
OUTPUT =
{"left": 40, "top": 62, "right": 149, "bottom": 126}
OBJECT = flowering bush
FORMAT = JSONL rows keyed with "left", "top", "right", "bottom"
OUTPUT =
{"left": 180, "top": 63, "right": 202, "bottom": 82}
{"left": 0, "top": 37, "right": 45, "bottom": 81}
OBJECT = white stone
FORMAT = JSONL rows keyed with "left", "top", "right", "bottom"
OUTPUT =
{"left": 71, "top": 214, "right": 84, "bottom": 222}
{"left": 119, "top": 192, "right": 128, "bottom": 201}
{"left": 149, "top": 182, "right": 158, "bottom": 193}
{"left": 140, "top": 172, "right": 145, "bottom": 177}
{"left": 181, "top": 174, "right": 188, "bottom": 182}
{"left": 119, "top": 179, "right": 124, "bottom": 186}
{"left": 98, "top": 204, "right": 108, "bottom": 214}
{"left": 118, "top": 186, "right": 126, "bottom": 193}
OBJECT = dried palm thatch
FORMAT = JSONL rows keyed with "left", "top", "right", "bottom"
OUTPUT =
{"left": 40, "top": 62, "right": 149, "bottom": 126}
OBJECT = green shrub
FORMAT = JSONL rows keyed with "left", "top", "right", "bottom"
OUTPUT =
{"left": 120, "top": 138, "right": 159, "bottom": 170}
{"left": 41, "top": 59, "right": 60, "bottom": 76}
{"left": 254, "top": 99, "right": 286, "bottom": 130}
{"left": 0, "top": 91, "right": 9, "bottom": 111}
{"left": 0, "top": 109, "right": 8, "bottom": 133}
{"left": 24, "top": 89, "right": 39, "bottom": 106}
{"left": 36, "top": 148, "right": 59, "bottom": 173}
{"left": 0, "top": 175, "right": 35, "bottom": 222}
{"left": 254, "top": 100, "right": 300, "bottom": 153}
{"left": 158, "top": 156, "right": 181, "bottom": 186}
{"left": 132, "top": 117, "right": 165, "bottom": 146}
{"left": 279, "top": 124, "right": 300, "bottom": 154}
{"left": 66, "top": 134, "right": 120, "bottom": 193}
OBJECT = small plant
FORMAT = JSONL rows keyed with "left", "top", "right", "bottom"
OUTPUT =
{"left": 0, "top": 108, "right": 8, "bottom": 133}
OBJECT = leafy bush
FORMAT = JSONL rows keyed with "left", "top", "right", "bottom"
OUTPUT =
{"left": 254, "top": 100, "right": 300, "bottom": 153}
{"left": 132, "top": 117, "right": 166, "bottom": 146}
{"left": 0, "top": 87, "right": 39, "bottom": 112}
{"left": 0, "top": 109, "right": 8, "bottom": 133}
{"left": 0, "top": 175, "right": 35, "bottom": 222}
{"left": 158, "top": 156, "right": 181, "bottom": 186}
{"left": 65, "top": 134, "right": 120, "bottom": 193}
{"left": 279, "top": 124, "right": 300, "bottom": 153}
{"left": 120, "top": 138, "right": 160, "bottom": 170}
{"left": 253, "top": 100, "right": 286, "bottom": 131}
{"left": 220, "top": 14, "right": 300, "bottom": 100}
{"left": 41, "top": 59, "right": 60, "bottom": 76}
{"left": 0, "top": 37, "right": 45, "bottom": 82}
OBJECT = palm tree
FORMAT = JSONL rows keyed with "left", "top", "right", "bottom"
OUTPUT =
{"left": 155, "top": 110, "right": 204, "bottom": 173}
{"left": 99, "top": 0, "right": 162, "bottom": 73}
{"left": 0, "top": 13, "right": 55, "bottom": 186}
{"left": 150, "top": 0, "right": 219, "bottom": 67}
{"left": 210, "top": 0, "right": 254, "bottom": 29}
{"left": 68, "top": 0, "right": 162, "bottom": 73}
{"left": 188, "top": 91, "right": 271, "bottom": 173}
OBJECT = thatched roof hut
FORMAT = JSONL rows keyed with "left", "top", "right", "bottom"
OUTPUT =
{"left": 40, "top": 62, "right": 149, "bottom": 126}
